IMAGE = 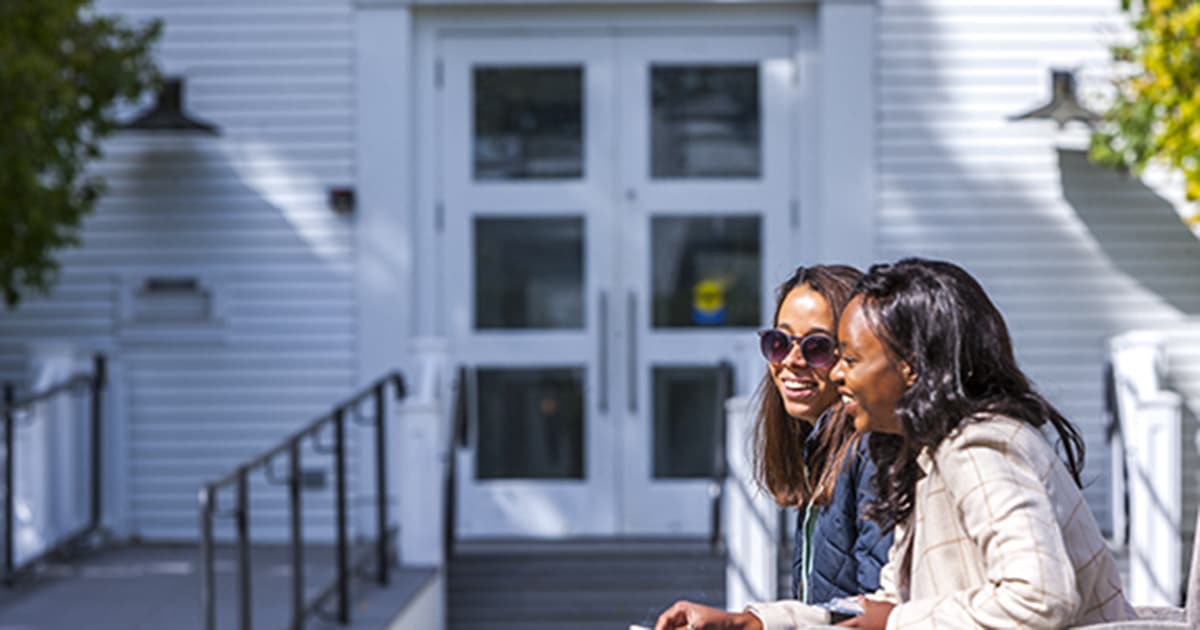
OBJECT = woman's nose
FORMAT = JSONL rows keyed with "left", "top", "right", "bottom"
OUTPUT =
{"left": 829, "top": 357, "right": 846, "bottom": 383}
{"left": 782, "top": 341, "right": 806, "bottom": 366}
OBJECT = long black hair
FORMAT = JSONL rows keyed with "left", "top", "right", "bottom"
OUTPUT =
{"left": 854, "top": 258, "right": 1085, "bottom": 530}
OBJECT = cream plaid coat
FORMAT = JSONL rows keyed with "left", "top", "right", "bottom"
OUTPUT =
{"left": 748, "top": 414, "right": 1136, "bottom": 629}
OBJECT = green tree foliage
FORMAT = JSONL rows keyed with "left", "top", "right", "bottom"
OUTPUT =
{"left": 1091, "top": 0, "right": 1200, "bottom": 227}
{"left": 0, "top": 1, "right": 160, "bottom": 308}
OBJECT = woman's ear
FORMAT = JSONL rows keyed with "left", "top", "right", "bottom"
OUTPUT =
{"left": 900, "top": 361, "right": 918, "bottom": 387}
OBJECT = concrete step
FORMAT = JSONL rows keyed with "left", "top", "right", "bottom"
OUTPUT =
{"left": 447, "top": 538, "right": 725, "bottom": 630}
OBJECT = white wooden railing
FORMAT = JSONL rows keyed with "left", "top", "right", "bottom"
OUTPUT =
{"left": 392, "top": 337, "right": 451, "bottom": 630}
{"left": 723, "top": 394, "right": 783, "bottom": 611}
{"left": 398, "top": 336, "right": 451, "bottom": 570}
{"left": 1110, "top": 331, "right": 1187, "bottom": 606}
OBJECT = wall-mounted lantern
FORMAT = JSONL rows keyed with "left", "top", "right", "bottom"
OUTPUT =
{"left": 1009, "top": 69, "right": 1098, "bottom": 129}
{"left": 120, "top": 76, "right": 219, "bottom": 135}
{"left": 327, "top": 187, "right": 355, "bottom": 215}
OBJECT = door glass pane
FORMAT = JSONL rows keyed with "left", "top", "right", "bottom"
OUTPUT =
{"left": 474, "top": 66, "right": 583, "bottom": 180}
{"left": 650, "top": 65, "right": 760, "bottom": 179}
{"left": 651, "top": 215, "right": 761, "bottom": 328}
{"left": 475, "top": 217, "right": 584, "bottom": 329}
{"left": 476, "top": 368, "right": 585, "bottom": 480}
{"left": 653, "top": 366, "right": 720, "bottom": 478}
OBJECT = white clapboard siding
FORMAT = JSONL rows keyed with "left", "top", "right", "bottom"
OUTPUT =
{"left": 0, "top": 0, "right": 358, "bottom": 542}
{"left": 876, "top": 0, "right": 1200, "bottom": 534}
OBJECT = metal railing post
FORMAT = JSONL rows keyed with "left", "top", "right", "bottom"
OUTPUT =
{"left": 446, "top": 366, "right": 468, "bottom": 562}
{"left": 3, "top": 383, "right": 14, "bottom": 585}
{"left": 90, "top": 354, "right": 105, "bottom": 531}
{"left": 334, "top": 409, "right": 349, "bottom": 624}
{"left": 236, "top": 470, "right": 252, "bottom": 630}
{"left": 288, "top": 441, "right": 304, "bottom": 630}
{"left": 199, "top": 487, "right": 216, "bottom": 630}
{"left": 710, "top": 362, "right": 732, "bottom": 553}
{"left": 373, "top": 383, "right": 389, "bottom": 585}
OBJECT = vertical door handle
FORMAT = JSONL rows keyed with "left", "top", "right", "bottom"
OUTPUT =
{"left": 627, "top": 291, "right": 638, "bottom": 413}
{"left": 453, "top": 365, "right": 470, "bottom": 448}
{"left": 597, "top": 291, "right": 609, "bottom": 414}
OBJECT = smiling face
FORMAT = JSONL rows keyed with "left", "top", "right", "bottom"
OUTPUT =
{"left": 768, "top": 284, "right": 842, "bottom": 423}
{"left": 832, "top": 296, "right": 911, "bottom": 435}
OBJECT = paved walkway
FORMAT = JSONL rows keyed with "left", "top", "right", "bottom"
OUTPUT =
{"left": 0, "top": 543, "right": 433, "bottom": 630}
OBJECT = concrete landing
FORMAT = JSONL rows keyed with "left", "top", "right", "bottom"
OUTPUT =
{"left": 0, "top": 543, "right": 434, "bottom": 630}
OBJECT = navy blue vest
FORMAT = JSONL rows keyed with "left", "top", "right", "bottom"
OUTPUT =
{"left": 792, "top": 428, "right": 893, "bottom": 604}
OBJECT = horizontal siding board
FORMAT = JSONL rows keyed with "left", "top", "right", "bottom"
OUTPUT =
{"left": 92, "top": 191, "right": 338, "bottom": 205}
{"left": 882, "top": 15, "right": 1118, "bottom": 30}
{"left": 59, "top": 255, "right": 353, "bottom": 272}
{"left": 83, "top": 170, "right": 352, "bottom": 191}
{"left": 84, "top": 223, "right": 352, "bottom": 239}
{"left": 878, "top": 69, "right": 1063, "bottom": 85}
{"left": 128, "top": 388, "right": 351, "bottom": 404}
{"left": 86, "top": 208, "right": 343, "bottom": 222}
{"left": 114, "top": 349, "right": 352, "bottom": 365}
{"left": 129, "top": 422, "right": 333, "bottom": 440}
{"left": 884, "top": 0, "right": 1117, "bottom": 9}
{"left": 99, "top": 148, "right": 353, "bottom": 167}
{"left": 880, "top": 216, "right": 1193, "bottom": 236}
{"left": 76, "top": 233, "right": 353, "bottom": 249}
{"left": 165, "top": 25, "right": 352, "bottom": 41}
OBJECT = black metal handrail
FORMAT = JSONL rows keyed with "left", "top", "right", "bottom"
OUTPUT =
{"left": 198, "top": 372, "right": 405, "bottom": 630}
{"left": 443, "top": 365, "right": 467, "bottom": 563}
{"left": 710, "top": 360, "right": 734, "bottom": 553}
{"left": 2, "top": 354, "right": 107, "bottom": 586}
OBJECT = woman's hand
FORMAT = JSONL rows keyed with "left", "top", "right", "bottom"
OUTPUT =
{"left": 837, "top": 596, "right": 894, "bottom": 630}
{"left": 653, "top": 600, "right": 763, "bottom": 630}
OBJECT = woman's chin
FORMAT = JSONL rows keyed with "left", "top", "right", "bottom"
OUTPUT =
{"left": 787, "top": 408, "right": 818, "bottom": 424}
{"left": 786, "top": 401, "right": 832, "bottom": 424}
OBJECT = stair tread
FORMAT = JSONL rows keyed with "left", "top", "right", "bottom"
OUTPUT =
{"left": 447, "top": 542, "right": 725, "bottom": 630}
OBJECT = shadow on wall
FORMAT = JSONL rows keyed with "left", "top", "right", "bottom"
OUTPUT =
{"left": 1058, "top": 148, "right": 1200, "bottom": 316}
{"left": 76, "top": 134, "right": 356, "bottom": 541}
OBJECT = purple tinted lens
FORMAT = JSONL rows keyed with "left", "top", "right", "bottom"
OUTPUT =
{"left": 759, "top": 329, "right": 790, "bottom": 362}
{"left": 800, "top": 335, "right": 836, "bottom": 368}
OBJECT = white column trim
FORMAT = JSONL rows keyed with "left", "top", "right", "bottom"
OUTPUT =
{"left": 816, "top": 1, "right": 876, "bottom": 269}
{"left": 355, "top": 6, "right": 415, "bottom": 386}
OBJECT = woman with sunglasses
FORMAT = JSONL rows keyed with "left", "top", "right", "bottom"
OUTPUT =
{"left": 655, "top": 265, "right": 892, "bottom": 630}
{"left": 832, "top": 258, "right": 1134, "bottom": 629}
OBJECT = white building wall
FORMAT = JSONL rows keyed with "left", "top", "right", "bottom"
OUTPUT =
{"left": 0, "top": 0, "right": 358, "bottom": 541}
{"left": 876, "top": 0, "right": 1200, "bottom": 533}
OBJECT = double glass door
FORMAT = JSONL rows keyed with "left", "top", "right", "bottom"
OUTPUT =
{"left": 440, "top": 31, "right": 794, "bottom": 537}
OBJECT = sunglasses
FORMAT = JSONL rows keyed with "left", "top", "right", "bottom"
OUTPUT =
{"left": 757, "top": 329, "right": 838, "bottom": 368}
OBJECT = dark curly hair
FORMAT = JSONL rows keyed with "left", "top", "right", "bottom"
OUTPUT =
{"left": 854, "top": 258, "right": 1085, "bottom": 530}
{"left": 753, "top": 264, "right": 863, "bottom": 508}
